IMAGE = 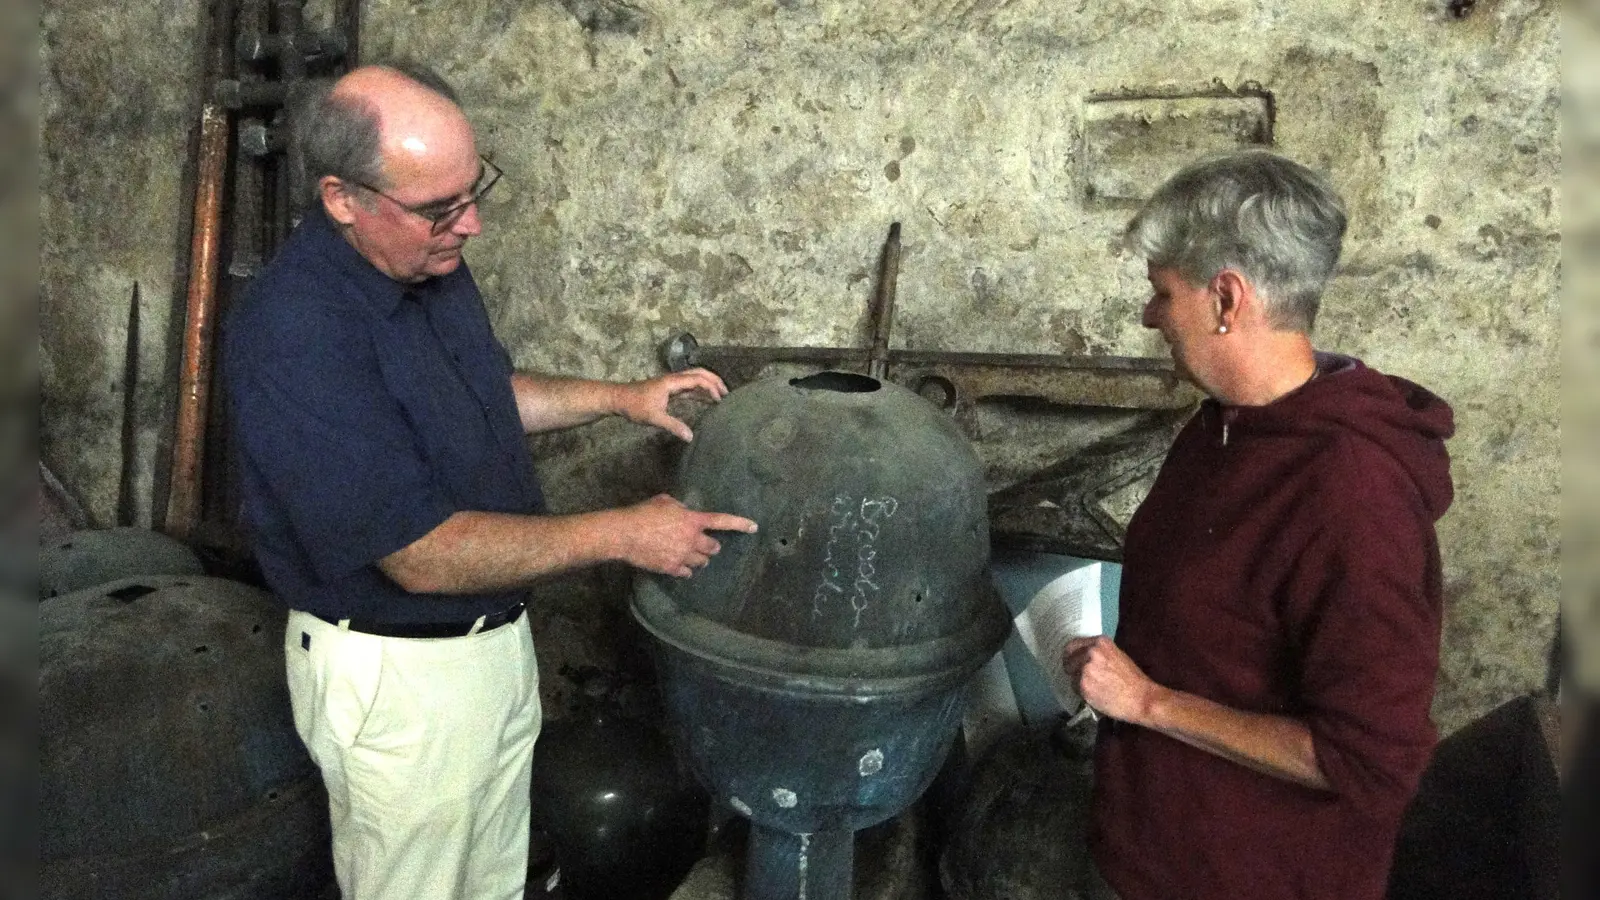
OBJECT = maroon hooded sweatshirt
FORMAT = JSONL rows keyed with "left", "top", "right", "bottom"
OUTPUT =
{"left": 1090, "top": 354, "right": 1455, "bottom": 900}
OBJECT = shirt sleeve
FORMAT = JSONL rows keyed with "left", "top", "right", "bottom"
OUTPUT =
{"left": 1291, "top": 442, "right": 1444, "bottom": 822}
{"left": 230, "top": 297, "right": 457, "bottom": 583}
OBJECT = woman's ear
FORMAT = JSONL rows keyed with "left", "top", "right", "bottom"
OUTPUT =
{"left": 1210, "top": 269, "right": 1252, "bottom": 332}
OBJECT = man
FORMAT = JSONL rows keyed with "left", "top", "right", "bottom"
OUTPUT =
{"left": 1063, "top": 149, "right": 1455, "bottom": 900}
{"left": 223, "top": 63, "right": 757, "bottom": 900}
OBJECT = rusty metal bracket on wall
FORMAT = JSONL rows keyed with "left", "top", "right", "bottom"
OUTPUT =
{"left": 656, "top": 224, "right": 1201, "bottom": 561}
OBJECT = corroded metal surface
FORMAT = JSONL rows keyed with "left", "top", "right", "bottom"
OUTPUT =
{"left": 41, "top": 576, "right": 330, "bottom": 899}
{"left": 39, "top": 527, "right": 205, "bottom": 599}
{"left": 666, "top": 333, "right": 1197, "bottom": 412}
{"left": 529, "top": 673, "right": 710, "bottom": 900}
{"left": 635, "top": 372, "right": 1009, "bottom": 899}
{"left": 938, "top": 723, "right": 1095, "bottom": 900}
{"left": 660, "top": 333, "right": 1201, "bottom": 560}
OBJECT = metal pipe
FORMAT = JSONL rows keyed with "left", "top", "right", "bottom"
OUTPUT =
{"left": 214, "top": 78, "right": 287, "bottom": 110}
{"left": 337, "top": 0, "right": 361, "bottom": 66}
{"left": 745, "top": 825, "right": 853, "bottom": 900}
{"left": 274, "top": 0, "right": 307, "bottom": 220}
{"left": 274, "top": 0, "right": 305, "bottom": 80}
{"left": 165, "top": 103, "right": 230, "bottom": 542}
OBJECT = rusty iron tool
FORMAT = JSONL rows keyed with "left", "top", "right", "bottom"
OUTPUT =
{"left": 868, "top": 222, "right": 901, "bottom": 380}
{"left": 661, "top": 332, "right": 1194, "bottom": 414}
{"left": 118, "top": 283, "right": 141, "bottom": 527}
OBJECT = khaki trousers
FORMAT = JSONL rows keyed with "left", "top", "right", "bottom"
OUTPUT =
{"left": 286, "top": 609, "right": 541, "bottom": 900}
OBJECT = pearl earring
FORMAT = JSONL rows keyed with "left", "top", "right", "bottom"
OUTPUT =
{"left": 1216, "top": 324, "right": 1229, "bottom": 335}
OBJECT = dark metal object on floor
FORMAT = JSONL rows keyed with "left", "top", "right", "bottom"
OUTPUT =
{"left": 672, "top": 811, "right": 931, "bottom": 900}
{"left": 41, "top": 576, "right": 331, "bottom": 899}
{"left": 634, "top": 373, "right": 1010, "bottom": 900}
{"left": 39, "top": 527, "right": 205, "bottom": 600}
{"left": 529, "top": 682, "right": 711, "bottom": 900}
{"left": 1386, "top": 693, "right": 1560, "bottom": 900}
{"left": 937, "top": 720, "right": 1096, "bottom": 900}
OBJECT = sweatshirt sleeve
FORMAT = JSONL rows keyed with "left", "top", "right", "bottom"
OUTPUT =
{"left": 1290, "top": 438, "right": 1445, "bottom": 822}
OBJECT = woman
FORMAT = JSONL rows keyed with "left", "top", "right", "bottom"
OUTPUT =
{"left": 1065, "top": 149, "right": 1456, "bottom": 900}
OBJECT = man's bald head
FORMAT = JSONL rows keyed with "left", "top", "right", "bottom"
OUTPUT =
{"left": 295, "top": 63, "right": 467, "bottom": 208}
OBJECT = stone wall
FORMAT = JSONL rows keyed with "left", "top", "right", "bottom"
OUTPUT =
{"left": 39, "top": 0, "right": 1560, "bottom": 732}
{"left": 40, "top": 0, "right": 203, "bottom": 526}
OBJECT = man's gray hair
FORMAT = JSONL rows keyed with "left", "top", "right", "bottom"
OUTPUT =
{"left": 1124, "top": 148, "right": 1348, "bottom": 332}
{"left": 293, "top": 62, "right": 461, "bottom": 210}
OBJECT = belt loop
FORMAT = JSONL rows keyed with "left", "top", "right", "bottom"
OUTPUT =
{"left": 337, "top": 618, "right": 352, "bottom": 632}
{"left": 467, "top": 614, "right": 488, "bottom": 636}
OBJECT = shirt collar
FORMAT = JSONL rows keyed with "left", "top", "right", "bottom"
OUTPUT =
{"left": 302, "top": 205, "right": 412, "bottom": 317}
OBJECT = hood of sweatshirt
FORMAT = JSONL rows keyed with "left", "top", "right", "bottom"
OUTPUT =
{"left": 1207, "top": 352, "right": 1455, "bottom": 521}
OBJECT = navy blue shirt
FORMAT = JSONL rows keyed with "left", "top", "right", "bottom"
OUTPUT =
{"left": 224, "top": 207, "right": 545, "bottom": 622}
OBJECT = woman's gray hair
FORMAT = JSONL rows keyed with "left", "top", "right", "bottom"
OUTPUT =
{"left": 1124, "top": 149, "right": 1348, "bottom": 332}
{"left": 292, "top": 62, "right": 460, "bottom": 210}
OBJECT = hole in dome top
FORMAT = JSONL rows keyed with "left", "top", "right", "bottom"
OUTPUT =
{"left": 107, "top": 584, "right": 158, "bottom": 603}
{"left": 791, "top": 371, "right": 880, "bottom": 393}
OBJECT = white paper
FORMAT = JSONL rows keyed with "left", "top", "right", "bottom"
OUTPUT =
{"left": 1011, "top": 564, "right": 1103, "bottom": 710}
{"left": 962, "top": 651, "right": 1021, "bottom": 761}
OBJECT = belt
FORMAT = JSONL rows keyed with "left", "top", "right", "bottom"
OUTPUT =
{"left": 311, "top": 602, "right": 525, "bottom": 639}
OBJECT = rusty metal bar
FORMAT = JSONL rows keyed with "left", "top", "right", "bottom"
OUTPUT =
{"left": 659, "top": 331, "right": 1196, "bottom": 412}
{"left": 165, "top": 103, "right": 230, "bottom": 542}
{"left": 867, "top": 222, "right": 900, "bottom": 381}
{"left": 889, "top": 352, "right": 1195, "bottom": 412}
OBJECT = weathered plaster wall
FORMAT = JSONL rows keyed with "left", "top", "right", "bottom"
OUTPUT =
{"left": 40, "top": 0, "right": 202, "bottom": 527}
{"left": 39, "top": 0, "right": 1559, "bottom": 732}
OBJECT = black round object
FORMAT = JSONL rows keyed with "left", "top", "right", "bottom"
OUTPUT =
{"left": 939, "top": 724, "right": 1094, "bottom": 900}
{"left": 530, "top": 707, "right": 710, "bottom": 900}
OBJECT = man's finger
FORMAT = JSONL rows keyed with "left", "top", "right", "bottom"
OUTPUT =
{"left": 649, "top": 412, "right": 694, "bottom": 442}
{"left": 669, "top": 368, "right": 727, "bottom": 400}
{"left": 680, "top": 367, "right": 729, "bottom": 398}
{"left": 701, "top": 513, "right": 758, "bottom": 533}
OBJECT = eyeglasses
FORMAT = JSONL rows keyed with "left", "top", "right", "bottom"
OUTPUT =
{"left": 354, "top": 155, "right": 502, "bottom": 235}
